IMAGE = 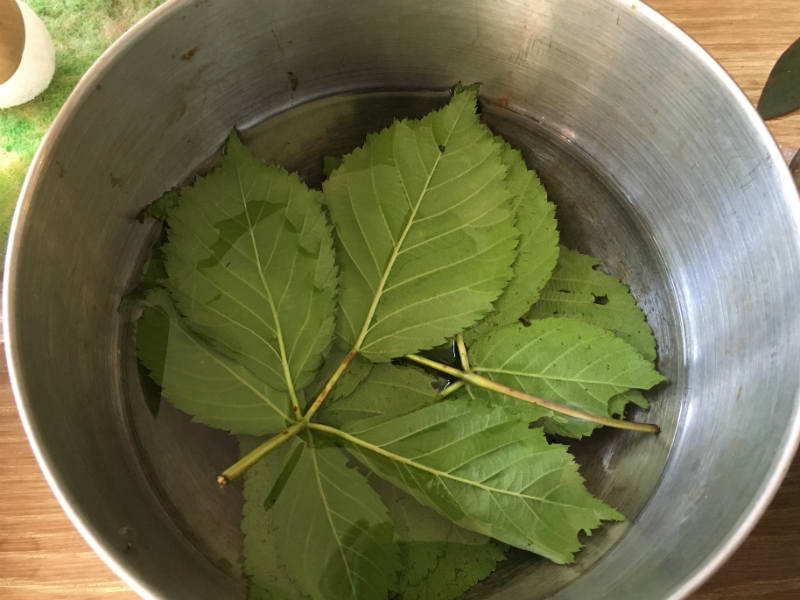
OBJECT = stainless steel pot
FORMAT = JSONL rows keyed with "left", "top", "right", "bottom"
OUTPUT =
{"left": 5, "top": 1, "right": 800, "bottom": 599}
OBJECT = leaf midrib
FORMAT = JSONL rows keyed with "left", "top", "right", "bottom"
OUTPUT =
{"left": 306, "top": 437, "right": 358, "bottom": 595}
{"left": 235, "top": 163, "right": 301, "bottom": 412}
{"left": 309, "top": 423, "right": 595, "bottom": 511}
{"left": 474, "top": 366, "right": 643, "bottom": 387}
{"left": 351, "top": 102, "right": 469, "bottom": 352}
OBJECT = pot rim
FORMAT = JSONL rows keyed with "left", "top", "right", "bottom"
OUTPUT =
{"left": 4, "top": 1, "right": 799, "bottom": 599}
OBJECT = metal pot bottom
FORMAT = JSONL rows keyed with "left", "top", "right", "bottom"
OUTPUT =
{"left": 120, "top": 89, "right": 682, "bottom": 599}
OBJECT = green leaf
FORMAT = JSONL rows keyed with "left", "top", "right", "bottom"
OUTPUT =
{"left": 372, "top": 479, "right": 507, "bottom": 600}
{"left": 468, "top": 319, "right": 664, "bottom": 438}
{"left": 162, "top": 132, "right": 338, "bottom": 401}
{"left": 141, "top": 187, "right": 180, "bottom": 221}
{"left": 758, "top": 37, "right": 800, "bottom": 120}
{"left": 527, "top": 247, "right": 657, "bottom": 361}
{"left": 269, "top": 434, "right": 400, "bottom": 600}
{"left": 319, "top": 395, "right": 621, "bottom": 564}
{"left": 135, "top": 289, "right": 291, "bottom": 434}
{"left": 323, "top": 86, "right": 518, "bottom": 361}
{"left": 464, "top": 141, "right": 558, "bottom": 343}
{"left": 608, "top": 389, "right": 649, "bottom": 418}
{"left": 120, "top": 246, "right": 167, "bottom": 308}
{"left": 318, "top": 364, "right": 439, "bottom": 429}
{"left": 242, "top": 437, "right": 311, "bottom": 600}
{"left": 323, "top": 155, "right": 344, "bottom": 178}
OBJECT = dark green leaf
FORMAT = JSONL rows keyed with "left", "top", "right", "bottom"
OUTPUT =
{"left": 323, "top": 155, "right": 344, "bottom": 178}
{"left": 140, "top": 187, "right": 181, "bottom": 221}
{"left": 324, "top": 86, "right": 518, "bottom": 361}
{"left": 758, "top": 38, "right": 800, "bottom": 120}
{"left": 372, "top": 479, "right": 507, "bottom": 600}
{"left": 270, "top": 435, "right": 400, "bottom": 600}
{"left": 527, "top": 247, "right": 656, "bottom": 361}
{"left": 242, "top": 437, "right": 311, "bottom": 600}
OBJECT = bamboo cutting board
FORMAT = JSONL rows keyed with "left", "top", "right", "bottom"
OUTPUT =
{"left": 1, "top": 1, "right": 799, "bottom": 598}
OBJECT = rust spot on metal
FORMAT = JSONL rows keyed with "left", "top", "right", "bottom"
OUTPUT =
{"left": 181, "top": 47, "right": 198, "bottom": 61}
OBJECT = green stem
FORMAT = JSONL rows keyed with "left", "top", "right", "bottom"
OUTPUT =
{"left": 437, "top": 380, "right": 465, "bottom": 398}
{"left": 456, "top": 333, "right": 471, "bottom": 372}
{"left": 437, "top": 333, "right": 471, "bottom": 398}
{"left": 405, "top": 354, "right": 660, "bottom": 434}
{"left": 218, "top": 420, "right": 307, "bottom": 486}
{"left": 217, "top": 350, "right": 358, "bottom": 484}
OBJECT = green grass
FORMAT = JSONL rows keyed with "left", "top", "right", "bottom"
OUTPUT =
{"left": 0, "top": 0, "right": 163, "bottom": 260}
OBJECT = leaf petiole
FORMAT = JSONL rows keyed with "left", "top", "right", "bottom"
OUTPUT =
{"left": 437, "top": 380, "right": 465, "bottom": 398}
{"left": 303, "top": 350, "right": 357, "bottom": 422}
{"left": 456, "top": 333, "right": 471, "bottom": 372}
{"left": 219, "top": 350, "right": 359, "bottom": 484}
{"left": 437, "top": 333, "right": 472, "bottom": 398}
{"left": 218, "top": 420, "right": 307, "bottom": 486}
{"left": 405, "top": 353, "right": 660, "bottom": 434}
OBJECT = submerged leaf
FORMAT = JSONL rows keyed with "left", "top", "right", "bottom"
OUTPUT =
{"left": 135, "top": 289, "right": 291, "bottom": 434}
{"left": 323, "top": 155, "right": 344, "bottom": 178}
{"left": 323, "top": 395, "right": 621, "bottom": 564}
{"left": 527, "top": 247, "right": 656, "bottom": 361}
{"left": 758, "top": 38, "right": 800, "bottom": 120}
{"left": 372, "top": 479, "right": 507, "bottom": 600}
{"left": 468, "top": 319, "right": 664, "bottom": 438}
{"left": 464, "top": 141, "right": 558, "bottom": 343}
{"left": 142, "top": 187, "right": 181, "bottom": 221}
{"left": 324, "top": 86, "right": 518, "bottom": 361}
{"left": 242, "top": 438, "right": 311, "bottom": 600}
{"left": 163, "top": 133, "right": 338, "bottom": 398}
{"left": 270, "top": 435, "right": 399, "bottom": 600}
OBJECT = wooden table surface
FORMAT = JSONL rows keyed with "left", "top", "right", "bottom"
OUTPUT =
{"left": 1, "top": 1, "right": 799, "bottom": 598}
